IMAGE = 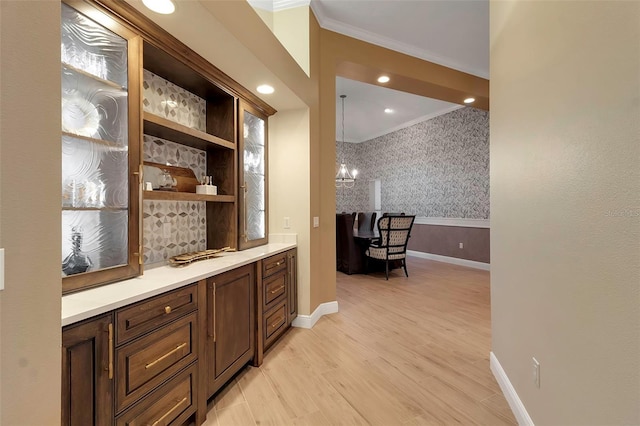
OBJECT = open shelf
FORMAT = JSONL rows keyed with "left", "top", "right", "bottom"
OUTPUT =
{"left": 143, "top": 112, "right": 235, "bottom": 152}
{"left": 143, "top": 190, "right": 235, "bottom": 203}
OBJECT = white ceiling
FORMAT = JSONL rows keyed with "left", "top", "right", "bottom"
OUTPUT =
{"left": 312, "top": 0, "right": 489, "bottom": 143}
{"left": 336, "top": 77, "right": 461, "bottom": 143}
{"left": 312, "top": 0, "right": 490, "bottom": 79}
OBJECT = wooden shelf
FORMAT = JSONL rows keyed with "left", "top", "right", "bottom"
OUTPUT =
{"left": 143, "top": 113, "right": 235, "bottom": 152}
{"left": 62, "top": 131, "right": 125, "bottom": 149}
{"left": 62, "top": 62, "right": 127, "bottom": 91}
{"left": 144, "top": 190, "right": 234, "bottom": 203}
{"left": 62, "top": 207, "right": 127, "bottom": 211}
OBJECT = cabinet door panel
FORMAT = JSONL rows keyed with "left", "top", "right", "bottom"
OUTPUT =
{"left": 62, "top": 313, "right": 114, "bottom": 426}
{"left": 116, "top": 312, "right": 197, "bottom": 413}
{"left": 207, "top": 264, "right": 255, "bottom": 397}
{"left": 61, "top": 1, "right": 142, "bottom": 294}
{"left": 287, "top": 249, "right": 298, "bottom": 324}
{"left": 238, "top": 101, "right": 268, "bottom": 250}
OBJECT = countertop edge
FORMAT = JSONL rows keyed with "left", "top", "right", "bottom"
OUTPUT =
{"left": 62, "top": 242, "right": 296, "bottom": 327}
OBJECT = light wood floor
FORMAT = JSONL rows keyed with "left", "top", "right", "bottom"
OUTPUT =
{"left": 202, "top": 257, "right": 516, "bottom": 425}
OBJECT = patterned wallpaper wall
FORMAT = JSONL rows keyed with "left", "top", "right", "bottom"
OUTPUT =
{"left": 336, "top": 107, "right": 489, "bottom": 219}
{"left": 142, "top": 135, "right": 207, "bottom": 264}
{"left": 142, "top": 72, "right": 208, "bottom": 265}
{"left": 143, "top": 70, "right": 206, "bottom": 131}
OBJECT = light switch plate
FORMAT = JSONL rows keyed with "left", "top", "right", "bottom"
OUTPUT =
{"left": 313, "top": 217, "right": 319, "bottom": 228}
{"left": 0, "top": 248, "right": 5, "bottom": 291}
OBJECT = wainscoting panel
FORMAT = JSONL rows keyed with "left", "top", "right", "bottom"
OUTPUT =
{"left": 407, "top": 223, "right": 490, "bottom": 263}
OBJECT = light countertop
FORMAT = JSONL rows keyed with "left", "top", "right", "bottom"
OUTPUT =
{"left": 62, "top": 240, "right": 296, "bottom": 327}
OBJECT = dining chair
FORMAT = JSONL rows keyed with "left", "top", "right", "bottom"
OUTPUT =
{"left": 336, "top": 213, "right": 362, "bottom": 274}
{"left": 365, "top": 215, "right": 415, "bottom": 280}
{"left": 358, "top": 212, "right": 377, "bottom": 232}
{"left": 355, "top": 212, "right": 365, "bottom": 230}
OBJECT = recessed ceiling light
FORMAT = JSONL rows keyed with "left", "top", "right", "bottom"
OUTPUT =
{"left": 464, "top": 97, "right": 475, "bottom": 104}
{"left": 384, "top": 108, "right": 393, "bottom": 113}
{"left": 377, "top": 75, "right": 390, "bottom": 83}
{"left": 142, "top": 0, "right": 175, "bottom": 14}
{"left": 257, "top": 84, "right": 275, "bottom": 94}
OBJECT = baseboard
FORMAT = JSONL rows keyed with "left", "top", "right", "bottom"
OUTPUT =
{"left": 407, "top": 250, "right": 490, "bottom": 271}
{"left": 291, "top": 301, "right": 339, "bottom": 329}
{"left": 490, "top": 351, "right": 535, "bottom": 426}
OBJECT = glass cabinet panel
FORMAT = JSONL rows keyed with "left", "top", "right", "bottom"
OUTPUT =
{"left": 61, "top": 2, "right": 141, "bottom": 293}
{"left": 239, "top": 102, "right": 268, "bottom": 250}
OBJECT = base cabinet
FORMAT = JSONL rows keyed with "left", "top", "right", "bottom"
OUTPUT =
{"left": 62, "top": 314, "right": 114, "bottom": 426}
{"left": 115, "top": 363, "right": 198, "bottom": 426}
{"left": 287, "top": 248, "right": 298, "bottom": 324}
{"left": 207, "top": 264, "right": 256, "bottom": 398}
{"left": 63, "top": 252, "right": 293, "bottom": 424}
{"left": 255, "top": 248, "right": 298, "bottom": 366}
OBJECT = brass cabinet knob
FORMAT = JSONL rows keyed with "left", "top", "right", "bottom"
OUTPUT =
{"left": 164, "top": 306, "right": 172, "bottom": 314}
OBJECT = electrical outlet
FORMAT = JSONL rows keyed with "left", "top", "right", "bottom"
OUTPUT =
{"left": 284, "top": 217, "right": 290, "bottom": 229}
{"left": 459, "top": 242, "right": 464, "bottom": 249}
{"left": 532, "top": 357, "right": 540, "bottom": 388}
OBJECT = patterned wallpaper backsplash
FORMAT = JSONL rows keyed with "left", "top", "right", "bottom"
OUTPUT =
{"left": 142, "top": 135, "right": 207, "bottom": 264}
{"left": 336, "top": 107, "right": 490, "bottom": 219}
{"left": 143, "top": 134, "right": 206, "bottom": 179}
{"left": 143, "top": 200, "right": 206, "bottom": 264}
{"left": 143, "top": 69, "right": 207, "bottom": 131}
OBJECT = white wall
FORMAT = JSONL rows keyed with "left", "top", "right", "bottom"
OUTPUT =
{"left": 269, "top": 108, "right": 311, "bottom": 315}
{"left": 491, "top": 1, "right": 640, "bottom": 424}
{"left": 274, "top": 6, "right": 310, "bottom": 76}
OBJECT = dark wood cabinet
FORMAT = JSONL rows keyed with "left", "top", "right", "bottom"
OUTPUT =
{"left": 207, "top": 264, "right": 256, "bottom": 398}
{"left": 60, "top": 0, "right": 143, "bottom": 295}
{"left": 62, "top": 314, "right": 114, "bottom": 426}
{"left": 255, "top": 249, "right": 298, "bottom": 366}
{"left": 287, "top": 248, "right": 298, "bottom": 325}
{"left": 238, "top": 101, "right": 269, "bottom": 250}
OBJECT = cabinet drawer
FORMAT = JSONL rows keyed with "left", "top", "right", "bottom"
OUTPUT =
{"left": 263, "top": 271, "right": 286, "bottom": 308}
{"left": 264, "top": 301, "right": 287, "bottom": 348}
{"left": 262, "top": 253, "right": 286, "bottom": 278}
{"left": 116, "top": 312, "right": 197, "bottom": 413}
{"left": 116, "top": 284, "right": 197, "bottom": 345}
{"left": 116, "top": 363, "right": 197, "bottom": 426}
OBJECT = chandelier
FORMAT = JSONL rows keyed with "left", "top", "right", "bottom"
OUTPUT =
{"left": 336, "top": 94, "right": 358, "bottom": 188}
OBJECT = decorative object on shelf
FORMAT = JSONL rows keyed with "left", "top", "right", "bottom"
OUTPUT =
{"left": 61, "top": 97, "right": 100, "bottom": 137}
{"left": 158, "top": 169, "right": 177, "bottom": 191}
{"left": 196, "top": 175, "right": 217, "bottom": 195}
{"left": 336, "top": 94, "right": 358, "bottom": 188}
{"left": 62, "top": 226, "right": 93, "bottom": 276}
{"left": 143, "top": 162, "right": 199, "bottom": 192}
{"left": 168, "top": 247, "right": 235, "bottom": 267}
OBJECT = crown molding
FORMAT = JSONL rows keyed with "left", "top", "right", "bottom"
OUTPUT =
{"left": 248, "top": 0, "right": 310, "bottom": 12}
{"left": 353, "top": 105, "right": 464, "bottom": 143}
{"left": 310, "top": 3, "right": 489, "bottom": 79}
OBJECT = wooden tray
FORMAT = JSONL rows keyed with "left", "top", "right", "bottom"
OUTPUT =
{"left": 168, "top": 247, "right": 235, "bottom": 267}
{"left": 143, "top": 161, "right": 200, "bottom": 193}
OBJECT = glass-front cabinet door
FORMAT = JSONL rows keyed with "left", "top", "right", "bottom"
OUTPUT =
{"left": 61, "top": 1, "right": 142, "bottom": 293}
{"left": 238, "top": 101, "right": 268, "bottom": 250}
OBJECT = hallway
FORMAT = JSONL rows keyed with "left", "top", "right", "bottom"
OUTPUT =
{"left": 204, "top": 257, "right": 515, "bottom": 425}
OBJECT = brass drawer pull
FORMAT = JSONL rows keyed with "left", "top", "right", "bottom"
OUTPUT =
{"left": 108, "top": 323, "right": 114, "bottom": 379}
{"left": 164, "top": 306, "right": 172, "bottom": 314}
{"left": 270, "top": 317, "right": 284, "bottom": 328}
{"left": 269, "top": 285, "right": 285, "bottom": 294}
{"left": 145, "top": 343, "right": 187, "bottom": 369}
{"left": 275, "top": 261, "right": 283, "bottom": 266}
{"left": 151, "top": 397, "right": 188, "bottom": 426}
